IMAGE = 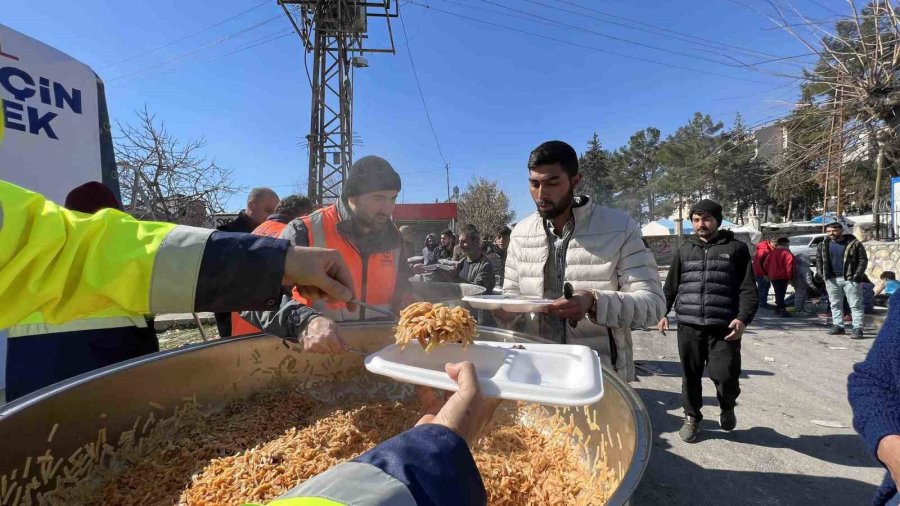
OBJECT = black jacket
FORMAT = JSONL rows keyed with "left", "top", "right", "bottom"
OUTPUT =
{"left": 454, "top": 254, "right": 496, "bottom": 292}
{"left": 217, "top": 210, "right": 257, "bottom": 233}
{"left": 816, "top": 234, "right": 868, "bottom": 282}
{"left": 664, "top": 230, "right": 758, "bottom": 327}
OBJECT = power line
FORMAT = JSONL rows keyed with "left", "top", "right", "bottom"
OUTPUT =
{"left": 472, "top": 0, "right": 753, "bottom": 69}
{"left": 108, "top": 13, "right": 285, "bottom": 82}
{"left": 156, "top": 29, "right": 295, "bottom": 79}
{"left": 552, "top": 0, "right": 807, "bottom": 62}
{"left": 101, "top": 0, "right": 271, "bottom": 68}
{"left": 406, "top": 1, "right": 778, "bottom": 85}
{"left": 399, "top": 10, "right": 448, "bottom": 165}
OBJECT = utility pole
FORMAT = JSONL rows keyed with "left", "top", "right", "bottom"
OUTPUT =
{"left": 874, "top": 145, "right": 885, "bottom": 239}
{"left": 833, "top": 82, "right": 846, "bottom": 218}
{"left": 445, "top": 162, "right": 450, "bottom": 201}
{"left": 821, "top": 83, "right": 845, "bottom": 230}
{"left": 281, "top": 1, "right": 398, "bottom": 205}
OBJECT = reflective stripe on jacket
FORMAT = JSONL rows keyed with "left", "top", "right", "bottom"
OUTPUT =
{"left": 0, "top": 180, "right": 288, "bottom": 329}
{"left": 295, "top": 204, "right": 399, "bottom": 321}
{"left": 245, "top": 424, "right": 486, "bottom": 506}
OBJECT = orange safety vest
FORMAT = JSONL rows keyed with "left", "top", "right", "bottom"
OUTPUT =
{"left": 293, "top": 204, "right": 399, "bottom": 321}
{"left": 252, "top": 219, "right": 288, "bottom": 238}
{"left": 231, "top": 218, "right": 291, "bottom": 337}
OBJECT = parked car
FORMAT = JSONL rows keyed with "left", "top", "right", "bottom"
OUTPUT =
{"left": 789, "top": 234, "right": 827, "bottom": 265}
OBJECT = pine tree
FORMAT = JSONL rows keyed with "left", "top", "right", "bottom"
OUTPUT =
{"left": 608, "top": 127, "right": 667, "bottom": 224}
{"left": 578, "top": 133, "right": 613, "bottom": 205}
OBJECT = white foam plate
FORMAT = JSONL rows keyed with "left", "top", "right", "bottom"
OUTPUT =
{"left": 364, "top": 341, "right": 604, "bottom": 407}
{"left": 462, "top": 294, "right": 554, "bottom": 312}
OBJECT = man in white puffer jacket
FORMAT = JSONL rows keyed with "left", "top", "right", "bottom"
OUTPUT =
{"left": 500, "top": 140, "right": 666, "bottom": 381}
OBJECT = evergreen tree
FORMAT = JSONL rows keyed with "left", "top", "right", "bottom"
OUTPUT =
{"left": 578, "top": 133, "right": 613, "bottom": 205}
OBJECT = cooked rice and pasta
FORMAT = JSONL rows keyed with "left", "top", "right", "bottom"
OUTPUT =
{"left": 50, "top": 380, "right": 617, "bottom": 505}
{"left": 394, "top": 302, "right": 478, "bottom": 352}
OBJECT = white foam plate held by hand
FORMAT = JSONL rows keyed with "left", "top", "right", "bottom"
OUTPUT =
{"left": 462, "top": 294, "right": 554, "bottom": 313}
{"left": 364, "top": 341, "right": 604, "bottom": 407}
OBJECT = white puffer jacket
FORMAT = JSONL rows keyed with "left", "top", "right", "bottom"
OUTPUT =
{"left": 503, "top": 198, "right": 665, "bottom": 380}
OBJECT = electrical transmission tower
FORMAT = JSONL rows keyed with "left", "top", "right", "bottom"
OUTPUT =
{"left": 280, "top": 0, "right": 397, "bottom": 205}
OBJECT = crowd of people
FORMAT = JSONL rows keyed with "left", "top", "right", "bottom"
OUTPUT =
{"left": 411, "top": 224, "right": 511, "bottom": 297}
{"left": 752, "top": 222, "right": 875, "bottom": 338}
{"left": 4, "top": 136, "right": 900, "bottom": 504}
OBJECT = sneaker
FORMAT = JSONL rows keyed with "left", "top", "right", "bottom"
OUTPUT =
{"left": 720, "top": 410, "right": 737, "bottom": 431}
{"left": 679, "top": 416, "right": 701, "bottom": 443}
{"left": 827, "top": 326, "right": 846, "bottom": 335}
{"left": 852, "top": 328, "right": 864, "bottom": 340}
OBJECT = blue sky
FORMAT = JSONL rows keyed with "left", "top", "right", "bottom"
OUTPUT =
{"left": 3, "top": 0, "right": 842, "bottom": 219}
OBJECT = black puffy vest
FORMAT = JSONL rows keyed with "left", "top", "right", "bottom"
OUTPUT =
{"left": 676, "top": 239, "right": 742, "bottom": 327}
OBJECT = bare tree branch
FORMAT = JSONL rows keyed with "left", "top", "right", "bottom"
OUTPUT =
{"left": 115, "top": 105, "right": 238, "bottom": 226}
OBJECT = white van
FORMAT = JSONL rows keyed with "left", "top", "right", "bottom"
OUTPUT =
{"left": 0, "top": 24, "right": 119, "bottom": 203}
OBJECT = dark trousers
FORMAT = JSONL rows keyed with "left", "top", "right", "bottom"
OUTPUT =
{"left": 215, "top": 312, "right": 232, "bottom": 338}
{"left": 771, "top": 280, "right": 789, "bottom": 311}
{"left": 756, "top": 276, "right": 771, "bottom": 307}
{"left": 6, "top": 325, "right": 159, "bottom": 401}
{"left": 677, "top": 323, "right": 742, "bottom": 420}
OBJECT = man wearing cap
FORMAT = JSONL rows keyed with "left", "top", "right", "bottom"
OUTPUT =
{"left": 658, "top": 199, "right": 758, "bottom": 442}
{"left": 239, "top": 156, "right": 408, "bottom": 352}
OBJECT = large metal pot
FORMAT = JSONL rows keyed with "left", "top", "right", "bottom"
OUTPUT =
{"left": 0, "top": 323, "right": 650, "bottom": 505}
{"left": 407, "top": 279, "right": 486, "bottom": 306}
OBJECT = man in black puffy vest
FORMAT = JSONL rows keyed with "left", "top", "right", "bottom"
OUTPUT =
{"left": 658, "top": 199, "right": 758, "bottom": 442}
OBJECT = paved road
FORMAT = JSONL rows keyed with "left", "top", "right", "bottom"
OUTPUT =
{"left": 631, "top": 310, "right": 885, "bottom": 505}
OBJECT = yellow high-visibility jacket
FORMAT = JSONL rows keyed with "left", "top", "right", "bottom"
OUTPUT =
{"left": 0, "top": 180, "right": 286, "bottom": 329}
{"left": 1, "top": 181, "right": 485, "bottom": 506}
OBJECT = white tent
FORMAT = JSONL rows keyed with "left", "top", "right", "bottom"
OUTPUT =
{"left": 640, "top": 221, "right": 672, "bottom": 237}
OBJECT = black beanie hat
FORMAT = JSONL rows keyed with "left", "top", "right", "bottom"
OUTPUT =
{"left": 344, "top": 156, "right": 402, "bottom": 197}
{"left": 689, "top": 199, "right": 723, "bottom": 225}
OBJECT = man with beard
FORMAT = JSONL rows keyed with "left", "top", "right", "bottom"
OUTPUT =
{"left": 499, "top": 140, "right": 665, "bottom": 381}
{"left": 658, "top": 200, "right": 757, "bottom": 442}
{"left": 437, "top": 229, "right": 456, "bottom": 261}
{"left": 239, "top": 156, "right": 409, "bottom": 353}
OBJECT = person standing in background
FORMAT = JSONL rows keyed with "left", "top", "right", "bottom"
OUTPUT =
{"left": 422, "top": 233, "right": 440, "bottom": 265}
{"left": 450, "top": 226, "right": 496, "bottom": 293}
{"left": 251, "top": 195, "right": 313, "bottom": 238}
{"left": 436, "top": 229, "right": 456, "bottom": 262}
{"left": 453, "top": 224, "right": 477, "bottom": 261}
{"left": 214, "top": 187, "right": 280, "bottom": 337}
{"left": 792, "top": 252, "right": 817, "bottom": 315}
{"left": 753, "top": 238, "right": 775, "bottom": 310}
{"left": 817, "top": 222, "right": 868, "bottom": 339}
{"left": 398, "top": 225, "right": 417, "bottom": 278}
{"left": 659, "top": 199, "right": 757, "bottom": 442}
{"left": 764, "top": 237, "right": 795, "bottom": 317}
{"left": 492, "top": 225, "right": 511, "bottom": 286}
